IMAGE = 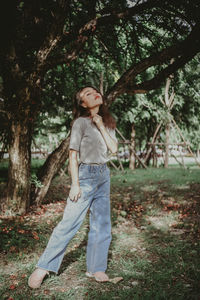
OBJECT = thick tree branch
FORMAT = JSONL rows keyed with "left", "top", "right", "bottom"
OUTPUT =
{"left": 99, "top": 0, "right": 196, "bottom": 27}
{"left": 100, "top": 0, "right": 170, "bottom": 18}
{"left": 35, "top": 1, "right": 71, "bottom": 68}
{"left": 37, "top": 18, "right": 98, "bottom": 74}
{"left": 105, "top": 24, "right": 200, "bottom": 103}
{"left": 36, "top": 0, "right": 194, "bottom": 74}
{"left": 130, "top": 52, "right": 198, "bottom": 93}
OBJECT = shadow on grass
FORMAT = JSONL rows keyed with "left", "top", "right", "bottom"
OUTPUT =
{"left": 59, "top": 234, "right": 88, "bottom": 275}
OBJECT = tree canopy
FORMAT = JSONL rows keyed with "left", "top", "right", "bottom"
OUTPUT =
{"left": 0, "top": 0, "right": 200, "bottom": 215}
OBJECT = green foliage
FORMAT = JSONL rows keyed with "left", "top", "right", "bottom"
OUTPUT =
{"left": 31, "top": 174, "right": 44, "bottom": 188}
{"left": 1, "top": 0, "right": 200, "bottom": 154}
{"left": 0, "top": 160, "right": 8, "bottom": 182}
{"left": 30, "top": 0, "right": 200, "bottom": 152}
{"left": 172, "top": 54, "right": 200, "bottom": 150}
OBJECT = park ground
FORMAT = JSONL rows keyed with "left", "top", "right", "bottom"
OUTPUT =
{"left": 0, "top": 165, "right": 200, "bottom": 300}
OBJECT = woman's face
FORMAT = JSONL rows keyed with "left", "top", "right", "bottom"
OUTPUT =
{"left": 79, "top": 87, "right": 103, "bottom": 109}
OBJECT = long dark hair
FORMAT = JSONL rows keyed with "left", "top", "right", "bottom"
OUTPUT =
{"left": 72, "top": 86, "right": 116, "bottom": 129}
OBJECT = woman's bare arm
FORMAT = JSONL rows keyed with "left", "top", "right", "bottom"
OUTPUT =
{"left": 92, "top": 115, "right": 118, "bottom": 154}
{"left": 69, "top": 149, "right": 81, "bottom": 202}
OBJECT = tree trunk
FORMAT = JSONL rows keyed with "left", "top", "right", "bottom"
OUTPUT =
{"left": 164, "top": 73, "right": 172, "bottom": 169}
{"left": 152, "top": 145, "right": 157, "bottom": 167}
{"left": 6, "top": 120, "right": 32, "bottom": 215}
{"left": 164, "top": 123, "right": 170, "bottom": 168}
{"left": 129, "top": 123, "right": 136, "bottom": 170}
{"left": 32, "top": 137, "right": 70, "bottom": 206}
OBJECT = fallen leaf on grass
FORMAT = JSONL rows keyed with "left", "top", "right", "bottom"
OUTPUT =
{"left": 32, "top": 231, "right": 39, "bottom": 240}
{"left": 109, "top": 277, "right": 123, "bottom": 284}
{"left": 9, "top": 284, "right": 16, "bottom": 290}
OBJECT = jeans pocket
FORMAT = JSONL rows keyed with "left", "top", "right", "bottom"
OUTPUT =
{"left": 79, "top": 180, "right": 94, "bottom": 202}
{"left": 79, "top": 166, "right": 93, "bottom": 180}
{"left": 79, "top": 171, "right": 91, "bottom": 181}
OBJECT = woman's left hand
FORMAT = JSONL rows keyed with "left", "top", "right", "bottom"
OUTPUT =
{"left": 92, "top": 114, "right": 104, "bottom": 129}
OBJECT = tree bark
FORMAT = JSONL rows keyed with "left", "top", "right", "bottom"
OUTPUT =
{"left": 164, "top": 124, "right": 170, "bottom": 168}
{"left": 164, "top": 74, "right": 172, "bottom": 168}
{"left": 32, "top": 137, "right": 70, "bottom": 206}
{"left": 152, "top": 145, "right": 157, "bottom": 167}
{"left": 6, "top": 120, "right": 32, "bottom": 215}
{"left": 129, "top": 123, "right": 136, "bottom": 170}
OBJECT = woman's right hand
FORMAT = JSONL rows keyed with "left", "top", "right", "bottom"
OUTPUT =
{"left": 69, "top": 184, "right": 81, "bottom": 202}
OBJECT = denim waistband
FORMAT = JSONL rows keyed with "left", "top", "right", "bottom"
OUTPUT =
{"left": 79, "top": 162, "right": 107, "bottom": 172}
{"left": 80, "top": 162, "right": 107, "bottom": 166}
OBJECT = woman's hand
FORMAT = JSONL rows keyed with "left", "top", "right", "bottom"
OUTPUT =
{"left": 69, "top": 150, "right": 81, "bottom": 202}
{"left": 92, "top": 115, "right": 118, "bottom": 154}
{"left": 69, "top": 184, "right": 81, "bottom": 202}
{"left": 92, "top": 114, "right": 104, "bottom": 129}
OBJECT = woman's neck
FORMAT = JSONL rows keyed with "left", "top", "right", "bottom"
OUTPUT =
{"left": 89, "top": 106, "right": 99, "bottom": 117}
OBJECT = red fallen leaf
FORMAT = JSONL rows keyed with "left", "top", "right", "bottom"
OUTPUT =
{"left": 32, "top": 231, "right": 39, "bottom": 240}
{"left": 9, "top": 284, "right": 16, "bottom": 290}
{"left": 2, "top": 227, "right": 10, "bottom": 233}
{"left": 179, "top": 214, "right": 187, "bottom": 219}
{"left": 8, "top": 297, "right": 14, "bottom": 300}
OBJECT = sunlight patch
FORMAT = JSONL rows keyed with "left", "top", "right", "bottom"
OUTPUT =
{"left": 141, "top": 185, "right": 157, "bottom": 192}
{"left": 176, "top": 185, "right": 190, "bottom": 190}
{"left": 147, "top": 214, "right": 178, "bottom": 231}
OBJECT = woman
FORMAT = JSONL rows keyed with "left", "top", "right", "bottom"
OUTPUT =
{"left": 28, "top": 86, "right": 118, "bottom": 288}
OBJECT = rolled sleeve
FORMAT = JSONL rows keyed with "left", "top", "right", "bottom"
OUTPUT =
{"left": 69, "top": 119, "right": 84, "bottom": 152}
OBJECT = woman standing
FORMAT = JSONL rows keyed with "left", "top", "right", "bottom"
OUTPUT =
{"left": 28, "top": 86, "right": 118, "bottom": 288}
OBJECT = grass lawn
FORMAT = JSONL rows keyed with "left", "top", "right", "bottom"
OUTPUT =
{"left": 0, "top": 167, "right": 200, "bottom": 299}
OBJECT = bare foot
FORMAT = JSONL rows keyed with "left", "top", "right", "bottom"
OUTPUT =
{"left": 93, "top": 271, "right": 109, "bottom": 282}
{"left": 28, "top": 268, "right": 49, "bottom": 289}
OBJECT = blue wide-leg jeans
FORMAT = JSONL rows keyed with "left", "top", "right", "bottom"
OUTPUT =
{"left": 37, "top": 163, "right": 111, "bottom": 274}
